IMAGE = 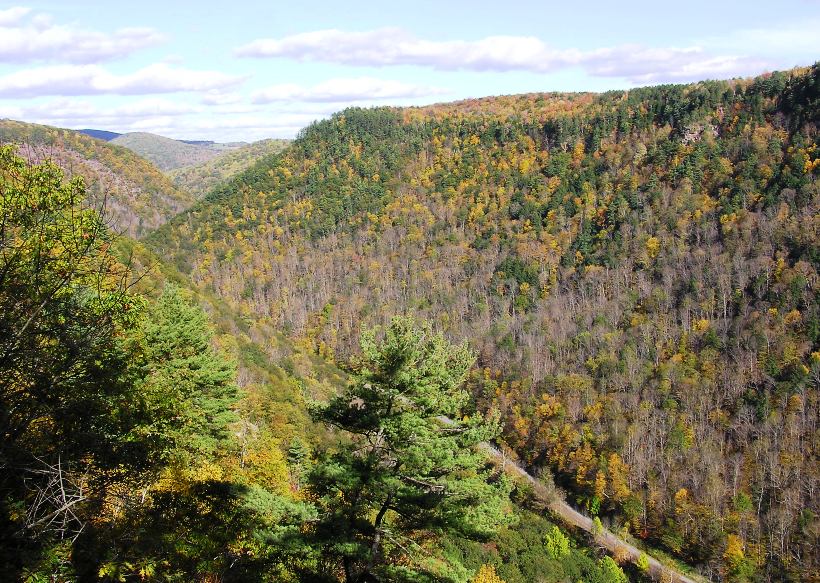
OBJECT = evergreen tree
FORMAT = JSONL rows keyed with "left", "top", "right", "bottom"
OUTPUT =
{"left": 139, "top": 283, "right": 239, "bottom": 465}
{"left": 287, "top": 436, "right": 310, "bottom": 491}
{"left": 307, "top": 316, "right": 511, "bottom": 582}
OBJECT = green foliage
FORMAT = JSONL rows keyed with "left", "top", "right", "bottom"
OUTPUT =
{"left": 544, "top": 525, "right": 571, "bottom": 559}
{"left": 287, "top": 436, "right": 311, "bottom": 490}
{"left": 111, "top": 131, "right": 234, "bottom": 171}
{"left": 0, "top": 147, "right": 294, "bottom": 582}
{"left": 306, "top": 316, "right": 512, "bottom": 582}
{"left": 442, "top": 510, "right": 636, "bottom": 583}
{"left": 637, "top": 552, "right": 650, "bottom": 573}
{"left": 138, "top": 283, "right": 239, "bottom": 463}
{"left": 595, "top": 556, "right": 628, "bottom": 583}
{"left": 592, "top": 517, "right": 604, "bottom": 536}
{"left": 144, "top": 64, "right": 820, "bottom": 577}
{"left": 169, "top": 138, "right": 290, "bottom": 197}
{"left": 0, "top": 120, "right": 193, "bottom": 236}
{"left": 0, "top": 145, "right": 151, "bottom": 576}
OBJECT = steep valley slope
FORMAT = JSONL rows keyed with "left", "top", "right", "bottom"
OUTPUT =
{"left": 167, "top": 138, "right": 290, "bottom": 198}
{"left": 110, "top": 131, "right": 243, "bottom": 171}
{"left": 147, "top": 66, "right": 820, "bottom": 580}
{"left": 0, "top": 120, "right": 193, "bottom": 237}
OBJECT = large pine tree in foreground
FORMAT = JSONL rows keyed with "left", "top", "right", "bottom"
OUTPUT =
{"left": 307, "top": 317, "right": 511, "bottom": 582}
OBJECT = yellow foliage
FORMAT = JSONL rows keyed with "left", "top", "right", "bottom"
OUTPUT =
{"left": 536, "top": 394, "right": 562, "bottom": 418}
{"left": 724, "top": 534, "right": 746, "bottom": 569}
{"left": 594, "top": 470, "right": 607, "bottom": 498}
{"left": 787, "top": 394, "right": 803, "bottom": 414}
{"left": 784, "top": 309, "right": 801, "bottom": 325}
{"left": 674, "top": 488, "right": 689, "bottom": 509}
{"left": 630, "top": 313, "right": 646, "bottom": 327}
{"left": 607, "top": 453, "right": 631, "bottom": 502}
{"left": 693, "top": 318, "right": 711, "bottom": 333}
{"left": 584, "top": 400, "right": 603, "bottom": 422}
{"left": 645, "top": 236, "right": 661, "bottom": 259}
{"left": 235, "top": 429, "right": 291, "bottom": 495}
{"left": 572, "top": 140, "right": 585, "bottom": 163}
{"left": 720, "top": 212, "right": 738, "bottom": 233}
{"left": 471, "top": 564, "right": 506, "bottom": 583}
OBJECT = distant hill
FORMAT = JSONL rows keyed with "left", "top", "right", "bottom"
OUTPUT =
{"left": 0, "top": 120, "right": 194, "bottom": 237}
{"left": 111, "top": 132, "right": 246, "bottom": 171}
{"left": 168, "top": 138, "right": 290, "bottom": 198}
{"left": 179, "top": 139, "right": 215, "bottom": 146}
{"left": 77, "top": 128, "right": 122, "bottom": 141}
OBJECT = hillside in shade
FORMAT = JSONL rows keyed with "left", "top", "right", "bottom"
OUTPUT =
{"left": 77, "top": 128, "right": 122, "bottom": 141}
{"left": 0, "top": 120, "right": 194, "bottom": 237}
{"left": 148, "top": 65, "right": 820, "bottom": 580}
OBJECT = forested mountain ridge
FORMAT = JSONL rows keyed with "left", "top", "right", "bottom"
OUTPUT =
{"left": 148, "top": 65, "right": 820, "bottom": 580}
{"left": 1, "top": 143, "right": 616, "bottom": 583}
{"left": 0, "top": 120, "right": 193, "bottom": 237}
{"left": 111, "top": 131, "right": 246, "bottom": 171}
{"left": 167, "top": 138, "right": 290, "bottom": 198}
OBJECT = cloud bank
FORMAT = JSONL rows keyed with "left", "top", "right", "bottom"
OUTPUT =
{"left": 236, "top": 28, "right": 769, "bottom": 83}
{"left": 0, "top": 7, "right": 165, "bottom": 63}
{"left": 0, "top": 63, "right": 245, "bottom": 98}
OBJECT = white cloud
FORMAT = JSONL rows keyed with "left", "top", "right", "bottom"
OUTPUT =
{"left": 579, "top": 46, "right": 767, "bottom": 83}
{"left": 1, "top": 97, "right": 198, "bottom": 125}
{"left": 0, "top": 8, "right": 164, "bottom": 63}
{"left": 251, "top": 77, "right": 448, "bottom": 104}
{"left": 0, "top": 6, "right": 30, "bottom": 26}
{"left": 0, "top": 96, "right": 319, "bottom": 141}
{"left": 235, "top": 28, "right": 774, "bottom": 82}
{"left": 0, "top": 63, "right": 245, "bottom": 97}
{"left": 105, "top": 111, "right": 320, "bottom": 141}
{"left": 0, "top": 103, "right": 23, "bottom": 118}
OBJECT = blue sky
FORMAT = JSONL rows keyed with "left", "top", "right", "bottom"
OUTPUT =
{"left": 0, "top": 1, "right": 817, "bottom": 141}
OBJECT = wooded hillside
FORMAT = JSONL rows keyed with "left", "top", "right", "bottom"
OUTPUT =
{"left": 0, "top": 120, "right": 193, "bottom": 237}
{"left": 149, "top": 65, "right": 820, "bottom": 580}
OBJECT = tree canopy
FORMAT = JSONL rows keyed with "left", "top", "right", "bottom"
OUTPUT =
{"left": 307, "top": 317, "right": 512, "bottom": 582}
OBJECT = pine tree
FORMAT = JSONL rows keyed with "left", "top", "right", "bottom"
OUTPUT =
{"left": 307, "top": 316, "right": 511, "bottom": 582}
{"left": 287, "top": 436, "right": 310, "bottom": 490}
{"left": 139, "top": 284, "right": 238, "bottom": 464}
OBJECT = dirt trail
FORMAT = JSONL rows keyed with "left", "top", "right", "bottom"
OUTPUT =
{"left": 438, "top": 416, "right": 705, "bottom": 583}
{"left": 480, "top": 442, "right": 704, "bottom": 583}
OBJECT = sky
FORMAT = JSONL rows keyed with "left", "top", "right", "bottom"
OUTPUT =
{"left": 0, "top": 1, "right": 817, "bottom": 142}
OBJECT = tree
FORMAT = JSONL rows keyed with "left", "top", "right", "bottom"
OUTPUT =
{"left": 636, "top": 552, "right": 650, "bottom": 573}
{"left": 544, "top": 525, "right": 571, "bottom": 559}
{"left": 307, "top": 316, "right": 511, "bottom": 582}
{"left": 597, "top": 556, "right": 628, "bottom": 583}
{"left": 0, "top": 146, "right": 145, "bottom": 575}
{"left": 471, "top": 564, "right": 506, "bottom": 583}
{"left": 138, "top": 283, "right": 239, "bottom": 467}
{"left": 287, "top": 436, "right": 311, "bottom": 491}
